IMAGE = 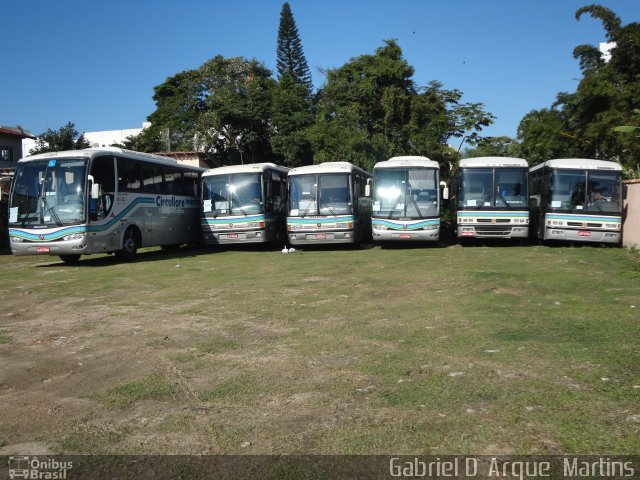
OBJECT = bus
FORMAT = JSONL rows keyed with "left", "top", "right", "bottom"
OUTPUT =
{"left": 454, "top": 156, "right": 530, "bottom": 240}
{"left": 287, "top": 162, "right": 371, "bottom": 245}
{"left": 7, "top": 147, "right": 203, "bottom": 263}
{"left": 200, "top": 163, "right": 289, "bottom": 245}
{"left": 371, "top": 156, "right": 442, "bottom": 242}
{"left": 529, "top": 158, "right": 623, "bottom": 244}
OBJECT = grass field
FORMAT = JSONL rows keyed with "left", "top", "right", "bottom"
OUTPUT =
{"left": 0, "top": 243, "right": 638, "bottom": 455}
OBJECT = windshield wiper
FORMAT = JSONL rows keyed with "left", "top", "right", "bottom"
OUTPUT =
{"left": 476, "top": 192, "right": 490, "bottom": 210}
{"left": 496, "top": 192, "right": 512, "bottom": 209}
{"left": 300, "top": 198, "right": 315, "bottom": 218}
{"left": 230, "top": 192, "right": 247, "bottom": 216}
{"left": 387, "top": 195, "right": 403, "bottom": 219}
{"left": 408, "top": 194, "right": 423, "bottom": 218}
{"left": 42, "top": 197, "right": 63, "bottom": 226}
{"left": 320, "top": 198, "right": 337, "bottom": 216}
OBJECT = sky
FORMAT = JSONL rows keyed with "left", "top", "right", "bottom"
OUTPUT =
{"left": 1, "top": 0, "right": 637, "bottom": 142}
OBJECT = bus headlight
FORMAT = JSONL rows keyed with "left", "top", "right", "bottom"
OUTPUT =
{"left": 62, "top": 233, "right": 86, "bottom": 241}
{"left": 425, "top": 224, "right": 438, "bottom": 230}
{"left": 11, "top": 237, "right": 24, "bottom": 243}
{"left": 375, "top": 225, "right": 388, "bottom": 230}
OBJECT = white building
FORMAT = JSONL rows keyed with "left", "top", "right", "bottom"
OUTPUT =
{"left": 21, "top": 122, "right": 150, "bottom": 157}
{"left": 84, "top": 122, "right": 150, "bottom": 148}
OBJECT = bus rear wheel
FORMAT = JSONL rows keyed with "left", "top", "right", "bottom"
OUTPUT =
{"left": 116, "top": 227, "right": 140, "bottom": 261}
{"left": 59, "top": 254, "right": 81, "bottom": 264}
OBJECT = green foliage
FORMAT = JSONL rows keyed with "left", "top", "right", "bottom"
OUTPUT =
{"left": 463, "top": 136, "right": 521, "bottom": 158}
{"left": 270, "top": 73, "right": 315, "bottom": 167}
{"left": 197, "top": 56, "right": 277, "bottom": 164}
{"left": 137, "top": 25, "right": 492, "bottom": 170}
{"left": 132, "top": 69, "right": 204, "bottom": 152}
{"left": 30, "top": 122, "right": 91, "bottom": 155}
{"left": 518, "top": 4, "right": 640, "bottom": 170}
{"left": 134, "top": 56, "right": 277, "bottom": 165}
{"left": 276, "top": 2, "right": 312, "bottom": 91}
{"left": 310, "top": 40, "right": 494, "bottom": 171}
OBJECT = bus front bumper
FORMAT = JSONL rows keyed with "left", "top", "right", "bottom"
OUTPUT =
{"left": 288, "top": 230, "right": 355, "bottom": 245}
{"left": 203, "top": 230, "right": 269, "bottom": 245}
{"left": 545, "top": 228, "right": 620, "bottom": 244}
{"left": 372, "top": 228, "right": 439, "bottom": 241}
{"left": 457, "top": 225, "right": 529, "bottom": 239}
{"left": 10, "top": 238, "right": 89, "bottom": 256}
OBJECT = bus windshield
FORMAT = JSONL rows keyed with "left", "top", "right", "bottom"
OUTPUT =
{"left": 550, "top": 169, "right": 621, "bottom": 214}
{"left": 289, "top": 173, "right": 352, "bottom": 216}
{"left": 202, "top": 173, "right": 263, "bottom": 215}
{"left": 9, "top": 158, "right": 88, "bottom": 226}
{"left": 458, "top": 167, "right": 527, "bottom": 210}
{"left": 373, "top": 168, "right": 438, "bottom": 218}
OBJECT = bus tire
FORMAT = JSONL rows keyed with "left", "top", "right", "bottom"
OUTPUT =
{"left": 59, "top": 254, "right": 81, "bottom": 264}
{"left": 117, "top": 226, "right": 140, "bottom": 261}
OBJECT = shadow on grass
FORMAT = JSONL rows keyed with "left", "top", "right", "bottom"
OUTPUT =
{"left": 34, "top": 245, "right": 219, "bottom": 268}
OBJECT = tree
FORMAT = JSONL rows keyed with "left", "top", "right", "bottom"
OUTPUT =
{"left": 270, "top": 73, "right": 315, "bottom": 166}
{"left": 30, "top": 122, "right": 90, "bottom": 155}
{"left": 271, "top": 2, "right": 315, "bottom": 167}
{"left": 309, "top": 40, "right": 494, "bottom": 172}
{"left": 463, "top": 136, "right": 521, "bottom": 159}
{"left": 517, "top": 4, "right": 640, "bottom": 171}
{"left": 133, "top": 56, "right": 276, "bottom": 164}
{"left": 131, "top": 69, "right": 205, "bottom": 152}
{"left": 276, "top": 2, "right": 312, "bottom": 91}
{"left": 196, "top": 56, "right": 277, "bottom": 164}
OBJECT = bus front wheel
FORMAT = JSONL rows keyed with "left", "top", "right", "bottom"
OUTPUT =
{"left": 117, "top": 227, "right": 140, "bottom": 261}
{"left": 59, "top": 254, "right": 81, "bottom": 264}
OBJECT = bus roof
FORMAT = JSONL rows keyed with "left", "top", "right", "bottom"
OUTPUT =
{"left": 459, "top": 157, "right": 529, "bottom": 168}
{"left": 529, "top": 158, "right": 623, "bottom": 172}
{"left": 288, "top": 161, "right": 371, "bottom": 177}
{"left": 20, "top": 147, "right": 204, "bottom": 171}
{"left": 374, "top": 156, "right": 439, "bottom": 170}
{"left": 203, "top": 162, "right": 289, "bottom": 177}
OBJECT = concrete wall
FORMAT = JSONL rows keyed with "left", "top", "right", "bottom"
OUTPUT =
{"left": 623, "top": 180, "right": 640, "bottom": 249}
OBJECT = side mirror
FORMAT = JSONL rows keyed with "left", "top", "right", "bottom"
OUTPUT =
{"left": 440, "top": 181, "right": 449, "bottom": 200}
{"left": 365, "top": 178, "right": 371, "bottom": 197}
{"left": 88, "top": 175, "right": 100, "bottom": 199}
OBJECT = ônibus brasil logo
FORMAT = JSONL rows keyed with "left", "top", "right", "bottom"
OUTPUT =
{"left": 8, "top": 456, "right": 72, "bottom": 479}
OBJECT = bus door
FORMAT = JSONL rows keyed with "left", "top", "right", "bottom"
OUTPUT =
{"left": 88, "top": 155, "right": 117, "bottom": 252}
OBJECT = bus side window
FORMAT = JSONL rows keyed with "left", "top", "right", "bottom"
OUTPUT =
{"left": 142, "top": 163, "right": 163, "bottom": 194}
{"left": 182, "top": 171, "right": 199, "bottom": 198}
{"left": 117, "top": 158, "right": 141, "bottom": 193}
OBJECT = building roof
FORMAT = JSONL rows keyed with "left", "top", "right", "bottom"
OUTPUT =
{"left": 0, "top": 126, "right": 36, "bottom": 139}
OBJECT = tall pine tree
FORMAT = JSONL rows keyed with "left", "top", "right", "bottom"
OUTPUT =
{"left": 276, "top": 2, "right": 312, "bottom": 91}
{"left": 272, "top": 2, "right": 314, "bottom": 166}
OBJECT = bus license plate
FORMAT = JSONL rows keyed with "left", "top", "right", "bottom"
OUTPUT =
{"left": 36, "top": 247, "right": 50, "bottom": 253}
{"left": 399, "top": 234, "right": 411, "bottom": 239}
{"left": 315, "top": 234, "right": 326, "bottom": 240}
{"left": 226, "top": 233, "right": 238, "bottom": 239}
{"left": 578, "top": 231, "right": 591, "bottom": 237}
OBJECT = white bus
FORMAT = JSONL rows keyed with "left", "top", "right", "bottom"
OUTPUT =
{"left": 8, "top": 147, "right": 203, "bottom": 263}
{"left": 371, "top": 156, "right": 442, "bottom": 242}
{"left": 529, "top": 158, "right": 623, "bottom": 244}
{"left": 454, "top": 157, "right": 530, "bottom": 240}
{"left": 201, "top": 163, "right": 289, "bottom": 245}
{"left": 287, "top": 162, "right": 371, "bottom": 245}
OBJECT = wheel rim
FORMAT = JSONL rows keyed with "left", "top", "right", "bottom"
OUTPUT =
{"left": 124, "top": 230, "right": 137, "bottom": 253}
